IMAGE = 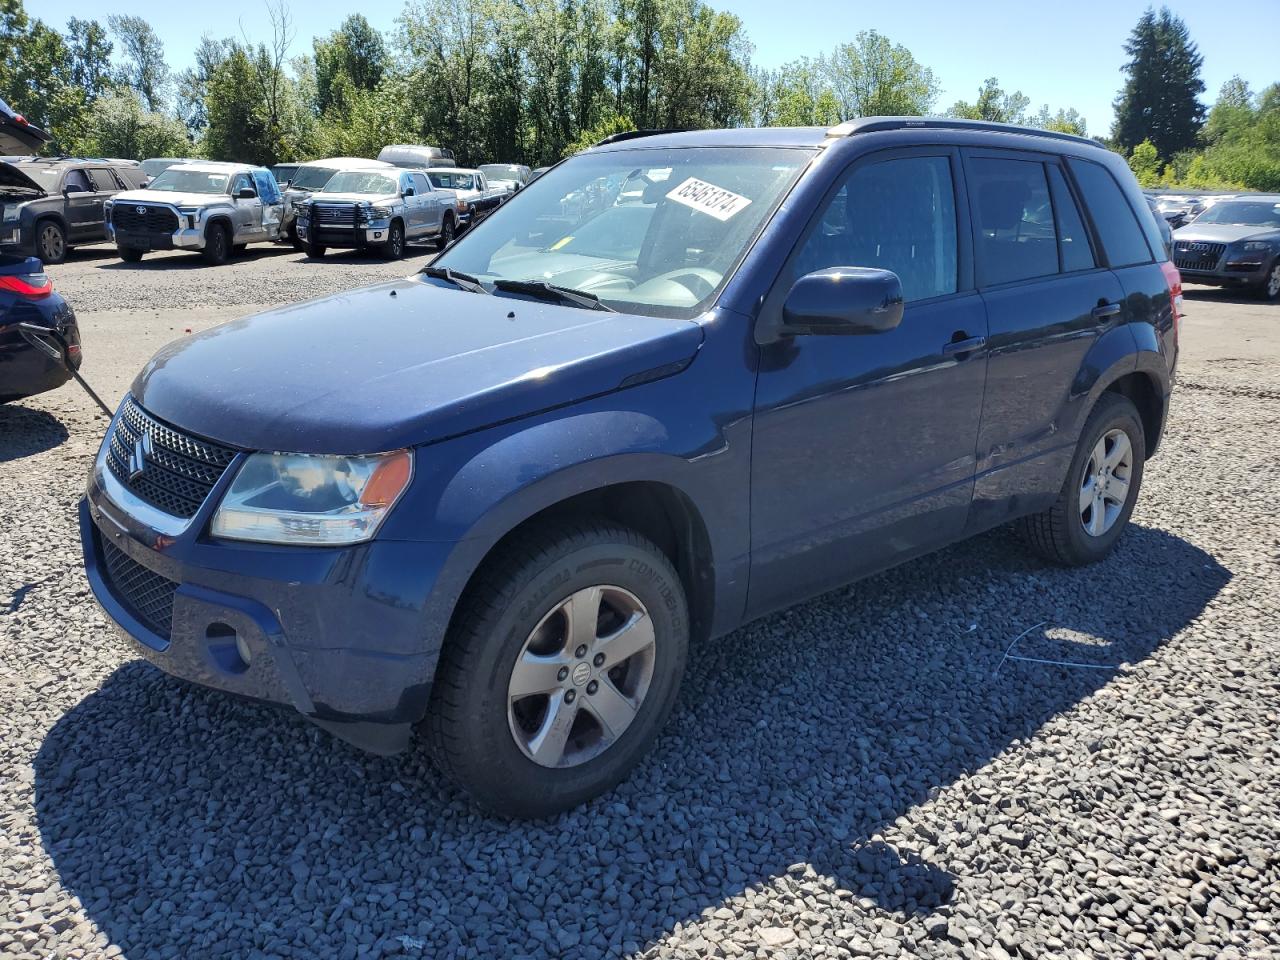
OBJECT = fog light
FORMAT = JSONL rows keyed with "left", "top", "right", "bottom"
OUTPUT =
{"left": 206, "top": 621, "right": 250, "bottom": 674}
{"left": 235, "top": 632, "right": 253, "bottom": 667}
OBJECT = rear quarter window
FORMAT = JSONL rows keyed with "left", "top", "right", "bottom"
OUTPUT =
{"left": 1067, "top": 158, "right": 1154, "bottom": 267}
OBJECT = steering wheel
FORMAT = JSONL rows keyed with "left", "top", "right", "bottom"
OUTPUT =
{"left": 643, "top": 267, "right": 722, "bottom": 300}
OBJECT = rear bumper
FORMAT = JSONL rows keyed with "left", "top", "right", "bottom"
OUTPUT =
{"left": 81, "top": 459, "right": 457, "bottom": 754}
{"left": 0, "top": 299, "right": 78, "bottom": 400}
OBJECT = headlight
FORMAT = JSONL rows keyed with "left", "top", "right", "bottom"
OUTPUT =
{"left": 178, "top": 206, "right": 203, "bottom": 228}
{"left": 1241, "top": 241, "right": 1270, "bottom": 251}
{"left": 212, "top": 450, "right": 412, "bottom": 546}
{"left": 366, "top": 205, "right": 392, "bottom": 219}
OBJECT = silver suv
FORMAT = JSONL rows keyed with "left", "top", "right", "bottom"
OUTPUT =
{"left": 105, "top": 161, "right": 284, "bottom": 265}
{"left": 280, "top": 157, "right": 396, "bottom": 247}
{"left": 297, "top": 168, "right": 462, "bottom": 259}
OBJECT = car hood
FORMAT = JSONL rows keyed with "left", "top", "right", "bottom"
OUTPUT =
{"left": 1173, "top": 223, "right": 1280, "bottom": 245}
{"left": 131, "top": 276, "right": 704, "bottom": 453}
{"left": 112, "top": 189, "right": 230, "bottom": 207}
{"left": 307, "top": 192, "right": 397, "bottom": 205}
{"left": 0, "top": 162, "right": 45, "bottom": 199}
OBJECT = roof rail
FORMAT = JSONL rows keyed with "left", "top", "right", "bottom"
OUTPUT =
{"left": 826, "top": 116, "right": 1096, "bottom": 147}
{"left": 593, "top": 128, "right": 688, "bottom": 148}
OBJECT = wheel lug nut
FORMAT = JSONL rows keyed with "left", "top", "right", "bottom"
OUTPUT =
{"left": 586, "top": 680, "right": 598, "bottom": 695}
{"left": 564, "top": 689, "right": 576, "bottom": 703}
{"left": 557, "top": 667, "right": 569, "bottom": 682}
{"left": 574, "top": 645, "right": 588, "bottom": 659}
{"left": 593, "top": 653, "right": 605, "bottom": 667}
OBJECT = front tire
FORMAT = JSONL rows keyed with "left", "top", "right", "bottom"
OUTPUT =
{"left": 1020, "top": 392, "right": 1146, "bottom": 566}
{"left": 202, "top": 223, "right": 230, "bottom": 265}
{"left": 382, "top": 219, "right": 405, "bottom": 260}
{"left": 36, "top": 220, "right": 67, "bottom": 265}
{"left": 118, "top": 246, "right": 145, "bottom": 263}
{"left": 1256, "top": 259, "right": 1280, "bottom": 302}
{"left": 427, "top": 521, "right": 689, "bottom": 818}
{"left": 306, "top": 238, "right": 326, "bottom": 259}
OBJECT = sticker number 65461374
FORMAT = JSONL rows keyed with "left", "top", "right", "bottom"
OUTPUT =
{"left": 665, "top": 177, "right": 752, "bottom": 221}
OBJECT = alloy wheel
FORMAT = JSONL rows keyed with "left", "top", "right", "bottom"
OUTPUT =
{"left": 1267, "top": 263, "right": 1280, "bottom": 299}
{"left": 507, "top": 585, "right": 656, "bottom": 768}
{"left": 40, "top": 224, "right": 64, "bottom": 262}
{"left": 1079, "top": 427, "right": 1134, "bottom": 537}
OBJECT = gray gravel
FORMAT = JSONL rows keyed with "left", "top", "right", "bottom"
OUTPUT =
{"left": 2, "top": 267, "right": 1279, "bottom": 959}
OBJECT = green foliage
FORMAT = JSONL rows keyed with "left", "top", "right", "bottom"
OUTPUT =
{"left": 314, "top": 15, "right": 387, "bottom": 115}
{"left": 1127, "top": 139, "right": 1160, "bottom": 187}
{"left": 109, "top": 14, "right": 170, "bottom": 112}
{"left": 65, "top": 17, "right": 114, "bottom": 96}
{"left": 1112, "top": 7, "right": 1204, "bottom": 158}
{"left": 78, "top": 88, "right": 191, "bottom": 159}
{"left": 950, "top": 77, "right": 1029, "bottom": 124}
{"left": 1029, "top": 105, "right": 1088, "bottom": 137}
{"left": 567, "top": 113, "right": 635, "bottom": 154}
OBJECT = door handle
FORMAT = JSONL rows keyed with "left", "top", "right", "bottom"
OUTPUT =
{"left": 942, "top": 334, "right": 987, "bottom": 357}
{"left": 1092, "top": 302, "right": 1122, "bottom": 321}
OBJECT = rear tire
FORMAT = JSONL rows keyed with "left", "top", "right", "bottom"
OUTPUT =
{"left": 306, "top": 238, "right": 326, "bottom": 259}
{"left": 202, "top": 223, "right": 230, "bottom": 265}
{"left": 36, "top": 220, "right": 67, "bottom": 265}
{"left": 435, "top": 215, "right": 455, "bottom": 250}
{"left": 118, "top": 246, "right": 144, "bottom": 263}
{"left": 426, "top": 521, "right": 689, "bottom": 818}
{"left": 1020, "top": 392, "right": 1146, "bottom": 566}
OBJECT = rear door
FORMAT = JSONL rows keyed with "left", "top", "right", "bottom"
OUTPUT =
{"left": 962, "top": 148, "right": 1125, "bottom": 531}
{"left": 748, "top": 148, "right": 988, "bottom": 617}
{"left": 85, "top": 167, "right": 123, "bottom": 239}
{"left": 412, "top": 173, "right": 441, "bottom": 235}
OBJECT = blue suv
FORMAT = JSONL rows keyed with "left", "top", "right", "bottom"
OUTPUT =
{"left": 81, "top": 119, "right": 1180, "bottom": 816}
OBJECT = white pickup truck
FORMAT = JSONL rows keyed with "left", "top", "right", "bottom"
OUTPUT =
{"left": 424, "top": 167, "right": 507, "bottom": 227}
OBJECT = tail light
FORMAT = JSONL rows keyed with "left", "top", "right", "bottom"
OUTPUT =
{"left": 1159, "top": 260, "right": 1182, "bottom": 343}
{"left": 0, "top": 273, "right": 53, "bottom": 298}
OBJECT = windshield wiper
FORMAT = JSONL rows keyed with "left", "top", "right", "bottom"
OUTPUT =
{"left": 422, "top": 266, "right": 491, "bottom": 294}
{"left": 491, "top": 278, "right": 616, "bottom": 312}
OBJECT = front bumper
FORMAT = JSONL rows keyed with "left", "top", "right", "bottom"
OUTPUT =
{"left": 1174, "top": 257, "right": 1270, "bottom": 288}
{"left": 107, "top": 222, "right": 205, "bottom": 251}
{"left": 297, "top": 219, "right": 390, "bottom": 249}
{"left": 80, "top": 433, "right": 455, "bottom": 755}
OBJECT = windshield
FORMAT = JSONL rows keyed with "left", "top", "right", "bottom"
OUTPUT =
{"left": 1193, "top": 200, "right": 1280, "bottom": 228}
{"left": 430, "top": 172, "right": 477, "bottom": 190}
{"left": 291, "top": 165, "right": 339, "bottom": 190}
{"left": 148, "top": 168, "right": 230, "bottom": 194}
{"left": 480, "top": 165, "right": 522, "bottom": 181}
{"left": 322, "top": 171, "right": 398, "bottom": 195}
{"left": 433, "top": 146, "right": 813, "bottom": 317}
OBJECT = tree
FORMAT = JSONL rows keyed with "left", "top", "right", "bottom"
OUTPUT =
{"left": 109, "top": 14, "right": 169, "bottom": 112}
{"left": 203, "top": 46, "right": 269, "bottom": 162}
{"left": 822, "top": 30, "right": 938, "bottom": 118}
{"left": 79, "top": 89, "right": 191, "bottom": 159}
{"left": 755, "top": 58, "right": 840, "bottom": 126}
{"left": 949, "top": 77, "right": 1029, "bottom": 124}
{"left": 314, "top": 14, "right": 388, "bottom": 114}
{"left": 1112, "top": 7, "right": 1204, "bottom": 159}
{"left": 1128, "top": 139, "right": 1161, "bottom": 186}
{"left": 0, "top": 0, "right": 89, "bottom": 150}
{"left": 64, "top": 17, "right": 114, "bottom": 97}
{"left": 175, "top": 35, "right": 231, "bottom": 136}
{"left": 1029, "top": 104, "right": 1087, "bottom": 137}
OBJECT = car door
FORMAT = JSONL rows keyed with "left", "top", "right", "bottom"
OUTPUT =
{"left": 230, "top": 173, "right": 262, "bottom": 241}
{"left": 85, "top": 167, "right": 122, "bottom": 240}
{"left": 413, "top": 173, "right": 440, "bottom": 236}
{"left": 252, "top": 170, "right": 283, "bottom": 240}
{"left": 61, "top": 168, "right": 99, "bottom": 241}
{"left": 747, "top": 148, "right": 989, "bottom": 619}
{"left": 961, "top": 148, "right": 1126, "bottom": 532}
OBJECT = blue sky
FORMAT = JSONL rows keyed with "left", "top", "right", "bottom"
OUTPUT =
{"left": 42, "top": 0, "right": 1275, "bottom": 136}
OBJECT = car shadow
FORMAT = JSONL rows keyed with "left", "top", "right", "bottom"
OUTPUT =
{"left": 1181, "top": 285, "right": 1267, "bottom": 307}
{"left": 0, "top": 403, "right": 70, "bottom": 462}
{"left": 33, "top": 523, "right": 1228, "bottom": 957}
{"left": 95, "top": 245, "right": 297, "bottom": 270}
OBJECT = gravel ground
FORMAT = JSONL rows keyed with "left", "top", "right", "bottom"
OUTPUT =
{"left": 2, "top": 251, "right": 1279, "bottom": 960}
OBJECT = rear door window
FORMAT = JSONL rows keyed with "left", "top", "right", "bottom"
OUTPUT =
{"left": 63, "top": 169, "right": 92, "bottom": 192}
{"left": 1066, "top": 158, "right": 1154, "bottom": 267}
{"left": 795, "top": 154, "right": 958, "bottom": 302}
{"left": 968, "top": 157, "right": 1058, "bottom": 286}
{"left": 1047, "top": 164, "right": 1096, "bottom": 272}
{"left": 88, "top": 168, "right": 121, "bottom": 191}
{"left": 412, "top": 173, "right": 432, "bottom": 194}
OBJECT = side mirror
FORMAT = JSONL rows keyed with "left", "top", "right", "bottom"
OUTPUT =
{"left": 403, "top": 188, "right": 415, "bottom": 197}
{"left": 237, "top": 187, "right": 256, "bottom": 200}
{"left": 780, "top": 267, "right": 904, "bottom": 336}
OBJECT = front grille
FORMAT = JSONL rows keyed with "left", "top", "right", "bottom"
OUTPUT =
{"left": 1173, "top": 240, "right": 1225, "bottom": 272}
{"left": 105, "top": 397, "right": 239, "bottom": 519}
{"left": 311, "top": 204, "right": 358, "bottom": 226}
{"left": 112, "top": 204, "right": 180, "bottom": 234}
{"left": 101, "top": 540, "right": 178, "bottom": 638}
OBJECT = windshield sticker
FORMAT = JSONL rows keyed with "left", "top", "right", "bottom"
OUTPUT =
{"left": 665, "top": 177, "right": 752, "bottom": 221}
